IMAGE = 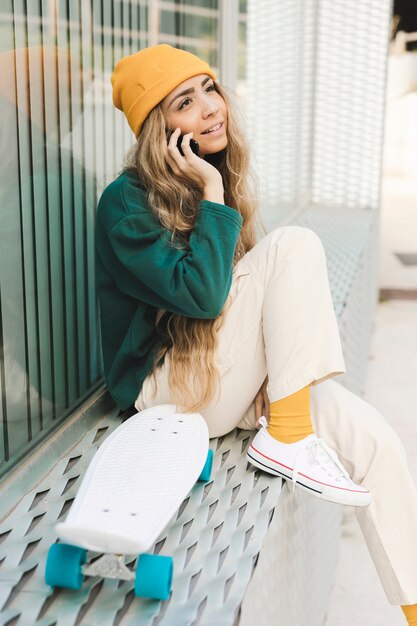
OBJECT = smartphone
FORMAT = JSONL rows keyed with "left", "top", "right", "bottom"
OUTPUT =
{"left": 166, "top": 130, "right": 200, "bottom": 157}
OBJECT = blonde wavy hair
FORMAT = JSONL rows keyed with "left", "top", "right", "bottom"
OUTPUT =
{"left": 124, "top": 82, "right": 263, "bottom": 412}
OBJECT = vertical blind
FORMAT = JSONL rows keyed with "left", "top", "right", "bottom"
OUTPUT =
{"left": 1, "top": 0, "right": 248, "bottom": 477}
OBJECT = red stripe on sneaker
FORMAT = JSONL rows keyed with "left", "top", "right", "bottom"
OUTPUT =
{"left": 249, "top": 443, "right": 369, "bottom": 494}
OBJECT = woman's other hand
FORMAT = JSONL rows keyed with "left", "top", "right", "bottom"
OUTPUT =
{"left": 164, "top": 128, "right": 224, "bottom": 203}
{"left": 255, "top": 375, "right": 270, "bottom": 429}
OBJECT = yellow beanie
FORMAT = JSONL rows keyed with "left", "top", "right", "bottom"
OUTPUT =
{"left": 111, "top": 44, "right": 217, "bottom": 137}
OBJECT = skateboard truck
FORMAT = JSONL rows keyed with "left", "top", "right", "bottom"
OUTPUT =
{"left": 83, "top": 554, "right": 134, "bottom": 581}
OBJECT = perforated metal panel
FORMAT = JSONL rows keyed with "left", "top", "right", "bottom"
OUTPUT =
{"left": 246, "top": 0, "right": 391, "bottom": 224}
{"left": 239, "top": 484, "right": 343, "bottom": 626}
{"left": 0, "top": 409, "right": 282, "bottom": 626}
{"left": 290, "top": 205, "right": 379, "bottom": 395}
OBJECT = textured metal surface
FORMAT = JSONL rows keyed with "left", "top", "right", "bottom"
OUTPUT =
{"left": 246, "top": 0, "right": 391, "bottom": 226}
{"left": 337, "top": 220, "right": 379, "bottom": 395}
{"left": 239, "top": 484, "right": 343, "bottom": 626}
{"left": 291, "top": 205, "right": 379, "bottom": 395}
{"left": 0, "top": 409, "right": 282, "bottom": 626}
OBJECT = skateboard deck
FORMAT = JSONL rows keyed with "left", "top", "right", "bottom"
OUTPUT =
{"left": 55, "top": 404, "right": 210, "bottom": 555}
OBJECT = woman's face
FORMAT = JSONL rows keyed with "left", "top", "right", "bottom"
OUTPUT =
{"left": 161, "top": 74, "right": 227, "bottom": 157}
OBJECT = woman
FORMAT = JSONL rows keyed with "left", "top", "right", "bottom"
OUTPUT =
{"left": 95, "top": 44, "right": 417, "bottom": 623}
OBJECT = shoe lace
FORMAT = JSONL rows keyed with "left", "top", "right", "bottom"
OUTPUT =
{"left": 257, "top": 416, "right": 352, "bottom": 492}
{"left": 291, "top": 437, "right": 352, "bottom": 492}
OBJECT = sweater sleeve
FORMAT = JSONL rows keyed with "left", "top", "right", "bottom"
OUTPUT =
{"left": 106, "top": 196, "right": 243, "bottom": 319}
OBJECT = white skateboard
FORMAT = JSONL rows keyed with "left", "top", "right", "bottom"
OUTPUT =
{"left": 44, "top": 404, "right": 213, "bottom": 600}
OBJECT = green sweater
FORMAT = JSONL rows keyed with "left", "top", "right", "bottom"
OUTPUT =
{"left": 95, "top": 168, "right": 243, "bottom": 409}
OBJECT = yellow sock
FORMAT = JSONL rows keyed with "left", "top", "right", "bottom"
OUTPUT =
{"left": 268, "top": 384, "right": 314, "bottom": 443}
{"left": 402, "top": 604, "right": 417, "bottom": 626}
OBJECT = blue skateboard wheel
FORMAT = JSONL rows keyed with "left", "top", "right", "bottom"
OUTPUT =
{"left": 134, "top": 553, "right": 173, "bottom": 599}
{"left": 45, "top": 543, "right": 87, "bottom": 590}
{"left": 198, "top": 449, "right": 213, "bottom": 482}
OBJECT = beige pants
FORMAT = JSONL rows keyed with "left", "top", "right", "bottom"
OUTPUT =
{"left": 136, "top": 226, "right": 417, "bottom": 605}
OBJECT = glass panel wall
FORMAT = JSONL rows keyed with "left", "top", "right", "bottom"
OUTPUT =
{"left": 0, "top": 1, "right": 247, "bottom": 477}
{"left": 157, "top": 0, "right": 219, "bottom": 69}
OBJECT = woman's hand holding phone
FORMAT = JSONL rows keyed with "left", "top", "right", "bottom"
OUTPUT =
{"left": 164, "top": 127, "right": 224, "bottom": 203}
{"left": 168, "top": 130, "right": 200, "bottom": 157}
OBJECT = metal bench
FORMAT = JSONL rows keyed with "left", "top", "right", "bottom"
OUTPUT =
{"left": 0, "top": 202, "right": 378, "bottom": 626}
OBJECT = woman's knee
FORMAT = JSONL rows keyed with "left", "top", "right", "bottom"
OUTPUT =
{"left": 241, "top": 226, "right": 326, "bottom": 277}
{"left": 267, "top": 225, "right": 326, "bottom": 261}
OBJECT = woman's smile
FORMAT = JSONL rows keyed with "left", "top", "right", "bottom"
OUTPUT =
{"left": 200, "top": 121, "right": 225, "bottom": 136}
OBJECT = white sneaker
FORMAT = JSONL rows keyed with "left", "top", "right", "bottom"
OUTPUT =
{"left": 246, "top": 417, "right": 371, "bottom": 507}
